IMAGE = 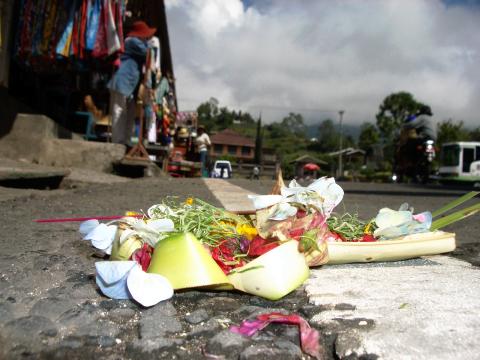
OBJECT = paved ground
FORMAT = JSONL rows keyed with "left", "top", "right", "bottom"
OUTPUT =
{"left": 214, "top": 179, "right": 480, "bottom": 359}
{"left": 0, "top": 176, "right": 479, "bottom": 359}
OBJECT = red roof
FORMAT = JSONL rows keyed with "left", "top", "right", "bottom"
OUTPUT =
{"left": 210, "top": 129, "right": 255, "bottom": 147}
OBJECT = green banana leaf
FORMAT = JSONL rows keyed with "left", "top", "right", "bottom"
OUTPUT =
{"left": 431, "top": 202, "right": 480, "bottom": 231}
{"left": 432, "top": 191, "right": 479, "bottom": 218}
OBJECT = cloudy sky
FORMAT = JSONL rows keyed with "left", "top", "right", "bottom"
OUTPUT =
{"left": 164, "top": 0, "right": 479, "bottom": 127}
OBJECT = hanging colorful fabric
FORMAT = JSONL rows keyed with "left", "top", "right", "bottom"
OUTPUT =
{"left": 19, "top": 0, "right": 34, "bottom": 58}
{"left": 40, "top": 0, "right": 58, "bottom": 56}
{"left": 69, "top": 0, "right": 80, "bottom": 57}
{"left": 49, "top": 0, "right": 69, "bottom": 59}
{"left": 86, "top": 0, "right": 101, "bottom": 51}
{"left": 56, "top": 0, "right": 76, "bottom": 57}
{"left": 78, "top": 0, "right": 88, "bottom": 59}
{"left": 31, "top": 0, "right": 47, "bottom": 56}
{"left": 92, "top": 0, "right": 108, "bottom": 58}
{"left": 105, "top": 0, "right": 121, "bottom": 55}
{"left": 13, "top": 0, "right": 26, "bottom": 56}
{"left": 114, "top": 0, "right": 125, "bottom": 52}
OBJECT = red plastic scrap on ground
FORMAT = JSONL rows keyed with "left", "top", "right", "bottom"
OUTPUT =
{"left": 230, "top": 312, "right": 323, "bottom": 359}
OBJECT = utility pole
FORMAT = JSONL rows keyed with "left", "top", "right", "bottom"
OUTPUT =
{"left": 338, "top": 110, "right": 345, "bottom": 178}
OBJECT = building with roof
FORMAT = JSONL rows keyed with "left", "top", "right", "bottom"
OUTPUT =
{"left": 209, "top": 129, "right": 255, "bottom": 161}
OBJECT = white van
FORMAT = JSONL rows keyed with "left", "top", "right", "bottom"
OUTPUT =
{"left": 212, "top": 160, "right": 232, "bottom": 178}
{"left": 437, "top": 141, "right": 480, "bottom": 187}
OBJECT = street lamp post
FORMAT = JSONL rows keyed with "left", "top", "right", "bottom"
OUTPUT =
{"left": 338, "top": 110, "right": 345, "bottom": 178}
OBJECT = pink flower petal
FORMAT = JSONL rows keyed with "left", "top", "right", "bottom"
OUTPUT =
{"left": 413, "top": 213, "right": 426, "bottom": 222}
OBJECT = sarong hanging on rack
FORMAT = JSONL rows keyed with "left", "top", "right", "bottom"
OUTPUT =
{"left": 56, "top": 0, "right": 76, "bottom": 58}
{"left": 86, "top": 0, "right": 101, "bottom": 51}
{"left": 12, "top": 0, "right": 125, "bottom": 62}
{"left": 106, "top": 0, "right": 121, "bottom": 55}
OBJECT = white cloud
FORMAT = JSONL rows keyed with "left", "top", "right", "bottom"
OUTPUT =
{"left": 165, "top": 0, "right": 480, "bottom": 127}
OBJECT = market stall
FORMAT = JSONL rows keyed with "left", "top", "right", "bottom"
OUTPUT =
{"left": 6, "top": 0, "right": 177, "bottom": 149}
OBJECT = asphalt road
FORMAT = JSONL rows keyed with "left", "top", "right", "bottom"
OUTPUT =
{"left": 0, "top": 178, "right": 478, "bottom": 359}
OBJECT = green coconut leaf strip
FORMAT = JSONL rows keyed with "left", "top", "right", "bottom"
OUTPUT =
{"left": 431, "top": 202, "right": 480, "bottom": 230}
{"left": 432, "top": 191, "right": 479, "bottom": 218}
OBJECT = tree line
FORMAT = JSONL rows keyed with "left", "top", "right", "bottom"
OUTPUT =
{"left": 196, "top": 93, "right": 480, "bottom": 178}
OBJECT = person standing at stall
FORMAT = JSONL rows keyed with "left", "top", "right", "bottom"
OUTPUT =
{"left": 195, "top": 125, "right": 211, "bottom": 177}
{"left": 108, "top": 21, "right": 156, "bottom": 145}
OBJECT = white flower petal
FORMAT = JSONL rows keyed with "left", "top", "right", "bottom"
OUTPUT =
{"left": 398, "top": 203, "right": 410, "bottom": 212}
{"left": 104, "top": 243, "right": 113, "bottom": 255}
{"left": 119, "top": 228, "right": 137, "bottom": 245}
{"left": 269, "top": 202, "right": 298, "bottom": 220}
{"left": 146, "top": 219, "right": 175, "bottom": 232}
{"left": 248, "top": 195, "right": 284, "bottom": 210}
{"left": 282, "top": 177, "right": 344, "bottom": 215}
{"left": 375, "top": 209, "right": 412, "bottom": 230}
{"left": 95, "top": 261, "right": 136, "bottom": 299}
{"left": 79, "top": 219, "right": 100, "bottom": 237}
{"left": 147, "top": 204, "right": 175, "bottom": 218}
{"left": 127, "top": 265, "right": 174, "bottom": 307}
{"left": 89, "top": 225, "right": 117, "bottom": 250}
{"left": 307, "top": 177, "right": 344, "bottom": 205}
{"left": 374, "top": 225, "right": 405, "bottom": 239}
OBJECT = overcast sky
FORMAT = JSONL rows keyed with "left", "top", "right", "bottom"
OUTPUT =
{"left": 164, "top": 0, "right": 479, "bottom": 127}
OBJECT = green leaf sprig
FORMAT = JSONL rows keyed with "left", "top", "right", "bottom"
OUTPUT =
{"left": 326, "top": 212, "right": 369, "bottom": 241}
{"left": 149, "top": 197, "right": 250, "bottom": 247}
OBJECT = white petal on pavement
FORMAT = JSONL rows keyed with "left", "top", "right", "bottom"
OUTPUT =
{"left": 79, "top": 219, "right": 100, "bottom": 237}
{"left": 95, "top": 261, "right": 136, "bottom": 300}
{"left": 89, "top": 224, "right": 117, "bottom": 250}
{"left": 127, "top": 265, "right": 174, "bottom": 307}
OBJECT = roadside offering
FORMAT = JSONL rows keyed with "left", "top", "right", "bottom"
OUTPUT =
{"left": 75, "top": 178, "right": 479, "bottom": 307}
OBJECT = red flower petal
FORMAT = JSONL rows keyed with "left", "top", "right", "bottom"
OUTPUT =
{"left": 248, "top": 236, "right": 279, "bottom": 257}
{"left": 289, "top": 228, "right": 305, "bottom": 240}
{"left": 361, "top": 234, "right": 376, "bottom": 242}
{"left": 131, "top": 244, "right": 153, "bottom": 271}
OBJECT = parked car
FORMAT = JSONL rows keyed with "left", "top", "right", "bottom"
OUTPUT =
{"left": 212, "top": 160, "right": 232, "bottom": 178}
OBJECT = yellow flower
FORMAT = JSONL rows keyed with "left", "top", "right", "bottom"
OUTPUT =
{"left": 185, "top": 197, "right": 194, "bottom": 205}
{"left": 125, "top": 211, "right": 141, "bottom": 217}
{"left": 236, "top": 223, "right": 258, "bottom": 240}
{"left": 364, "top": 221, "right": 373, "bottom": 235}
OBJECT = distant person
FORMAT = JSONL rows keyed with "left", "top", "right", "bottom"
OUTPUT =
{"left": 108, "top": 21, "right": 156, "bottom": 145}
{"left": 252, "top": 166, "right": 260, "bottom": 180}
{"left": 402, "top": 105, "right": 437, "bottom": 141}
{"left": 195, "top": 125, "right": 211, "bottom": 177}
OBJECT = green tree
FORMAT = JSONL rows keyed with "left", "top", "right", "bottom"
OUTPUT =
{"left": 436, "top": 119, "right": 470, "bottom": 146}
{"left": 254, "top": 116, "right": 263, "bottom": 164}
{"left": 216, "top": 107, "right": 235, "bottom": 129}
{"left": 197, "top": 98, "right": 252, "bottom": 132}
{"left": 281, "top": 113, "right": 306, "bottom": 137}
{"left": 376, "top": 91, "right": 428, "bottom": 142}
{"left": 317, "top": 119, "right": 339, "bottom": 152}
{"left": 264, "top": 114, "right": 310, "bottom": 177}
{"left": 237, "top": 111, "right": 255, "bottom": 125}
{"left": 265, "top": 122, "right": 290, "bottom": 139}
{"left": 469, "top": 126, "right": 480, "bottom": 141}
{"left": 197, "top": 97, "right": 219, "bottom": 131}
{"left": 358, "top": 122, "right": 380, "bottom": 152}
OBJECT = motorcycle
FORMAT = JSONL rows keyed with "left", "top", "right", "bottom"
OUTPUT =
{"left": 392, "top": 137, "right": 436, "bottom": 184}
